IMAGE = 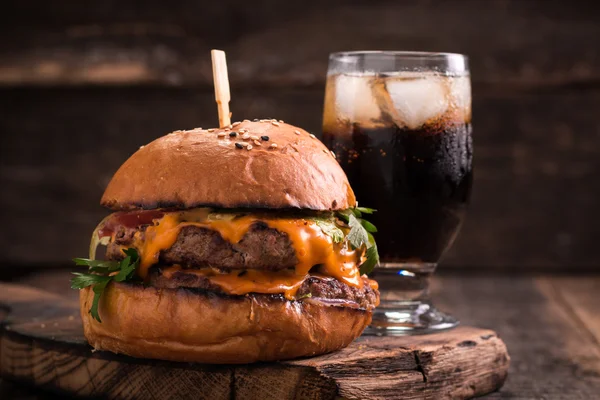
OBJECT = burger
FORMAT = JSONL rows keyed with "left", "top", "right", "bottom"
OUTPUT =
{"left": 71, "top": 119, "right": 380, "bottom": 364}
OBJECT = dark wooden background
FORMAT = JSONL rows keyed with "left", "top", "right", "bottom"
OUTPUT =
{"left": 1, "top": 0, "right": 599, "bottom": 271}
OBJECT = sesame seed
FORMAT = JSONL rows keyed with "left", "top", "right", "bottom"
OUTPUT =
{"left": 260, "top": 119, "right": 268, "bottom": 122}
{"left": 250, "top": 135, "right": 259, "bottom": 140}
{"left": 217, "top": 132, "right": 226, "bottom": 138}
{"left": 253, "top": 139, "right": 262, "bottom": 146}
{"left": 294, "top": 130, "right": 301, "bottom": 135}
{"left": 243, "top": 119, "right": 250, "bottom": 122}
{"left": 271, "top": 121, "right": 280, "bottom": 127}
{"left": 253, "top": 119, "right": 259, "bottom": 122}
{"left": 279, "top": 120, "right": 284, "bottom": 123}
{"left": 224, "top": 128, "right": 230, "bottom": 131}
{"left": 323, "top": 149, "right": 329, "bottom": 154}
{"left": 239, "top": 128, "right": 248, "bottom": 133}
{"left": 269, "top": 143, "right": 278, "bottom": 149}
{"left": 261, "top": 135, "right": 270, "bottom": 141}
{"left": 208, "top": 129, "right": 215, "bottom": 132}
{"left": 196, "top": 127, "right": 202, "bottom": 130}
{"left": 331, "top": 151, "right": 336, "bottom": 158}
{"left": 139, "top": 145, "right": 145, "bottom": 149}
{"left": 232, "top": 122, "right": 241, "bottom": 127}
{"left": 309, "top": 134, "right": 316, "bottom": 139}
{"left": 247, "top": 145, "right": 253, "bottom": 151}
{"left": 235, "top": 143, "right": 244, "bottom": 149}
{"left": 228, "top": 124, "right": 233, "bottom": 129}
{"left": 229, "top": 132, "right": 237, "bottom": 137}
{"left": 242, "top": 134, "right": 250, "bottom": 140}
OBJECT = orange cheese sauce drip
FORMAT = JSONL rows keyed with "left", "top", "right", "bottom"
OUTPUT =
{"left": 138, "top": 214, "right": 257, "bottom": 277}
{"left": 162, "top": 266, "right": 307, "bottom": 300}
{"left": 135, "top": 212, "right": 363, "bottom": 298}
{"left": 265, "top": 219, "right": 361, "bottom": 288}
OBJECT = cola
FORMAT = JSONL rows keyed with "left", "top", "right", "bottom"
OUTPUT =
{"left": 322, "top": 72, "right": 472, "bottom": 264}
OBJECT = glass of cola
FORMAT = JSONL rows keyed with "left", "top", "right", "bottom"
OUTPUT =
{"left": 322, "top": 51, "right": 472, "bottom": 335}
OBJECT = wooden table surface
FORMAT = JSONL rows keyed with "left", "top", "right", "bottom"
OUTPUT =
{"left": 1, "top": 270, "right": 599, "bottom": 399}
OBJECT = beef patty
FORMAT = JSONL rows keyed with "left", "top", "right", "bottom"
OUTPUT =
{"left": 106, "top": 221, "right": 299, "bottom": 271}
{"left": 148, "top": 267, "right": 379, "bottom": 310}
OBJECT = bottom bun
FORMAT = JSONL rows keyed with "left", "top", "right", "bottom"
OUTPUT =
{"left": 80, "top": 282, "right": 372, "bottom": 363}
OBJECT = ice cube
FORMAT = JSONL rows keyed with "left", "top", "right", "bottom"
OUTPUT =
{"left": 383, "top": 73, "right": 449, "bottom": 130}
{"left": 449, "top": 75, "right": 472, "bottom": 118}
{"left": 333, "top": 74, "right": 382, "bottom": 126}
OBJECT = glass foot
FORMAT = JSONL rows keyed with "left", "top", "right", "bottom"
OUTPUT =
{"left": 363, "top": 301, "right": 458, "bottom": 336}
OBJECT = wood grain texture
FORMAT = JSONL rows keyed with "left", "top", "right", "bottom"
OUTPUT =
{"left": 536, "top": 277, "right": 600, "bottom": 376}
{"left": 0, "top": 0, "right": 598, "bottom": 87}
{"left": 0, "top": 282, "right": 509, "bottom": 400}
{"left": 433, "top": 275, "right": 600, "bottom": 399}
{"left": 547, "top": 278, "right": 600, "bottom": 346}
{"left": 5, "top": 271, "right": 600, "bottom": 399}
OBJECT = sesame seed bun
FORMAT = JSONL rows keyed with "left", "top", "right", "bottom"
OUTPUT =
{"left": 101, "top": 120, "right": 356, "bottom": 211}
{"left": 80, "top": 282, "right": 372, "bottom": 363}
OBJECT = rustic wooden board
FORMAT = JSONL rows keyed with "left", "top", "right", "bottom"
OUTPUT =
{"left": 0, "top": 282, "right": 509, "bottom": 399}
{"left": 5, "top": 271, "right": 600, "bottom": 399}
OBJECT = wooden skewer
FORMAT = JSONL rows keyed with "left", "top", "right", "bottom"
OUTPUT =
{"left": 211, "top": 49, "right": 231, "bottom": 127}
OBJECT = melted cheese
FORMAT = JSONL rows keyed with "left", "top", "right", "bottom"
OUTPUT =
{"left": 138, "top": 213, "right": 179, "bottom": 272}
{"left": 138, "top": 214, "right": 258, "bottom": 276}
{"left": 162, "top": 266, "right": 307, "bottom": 300}
{"left": 368, "top": 279, "right": 379, "bottom": 291}
{"left": 258, "top": 218, "right": 361, "bottom": 287}
{"left": 134, "top": 211, "right": 363, "bottom": 297}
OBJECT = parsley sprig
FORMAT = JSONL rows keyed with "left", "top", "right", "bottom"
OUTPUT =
{"left": 71, "top": 248, "right": 140, "bottom": 322}
{"left": 313, "top": 207, "right": 380, "bottom": 275}
{"left": 314, "top": 219, "right": 344, "bottom": 243}
{"left": 336, "top": 207, "right": 380, "bottom": 275}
